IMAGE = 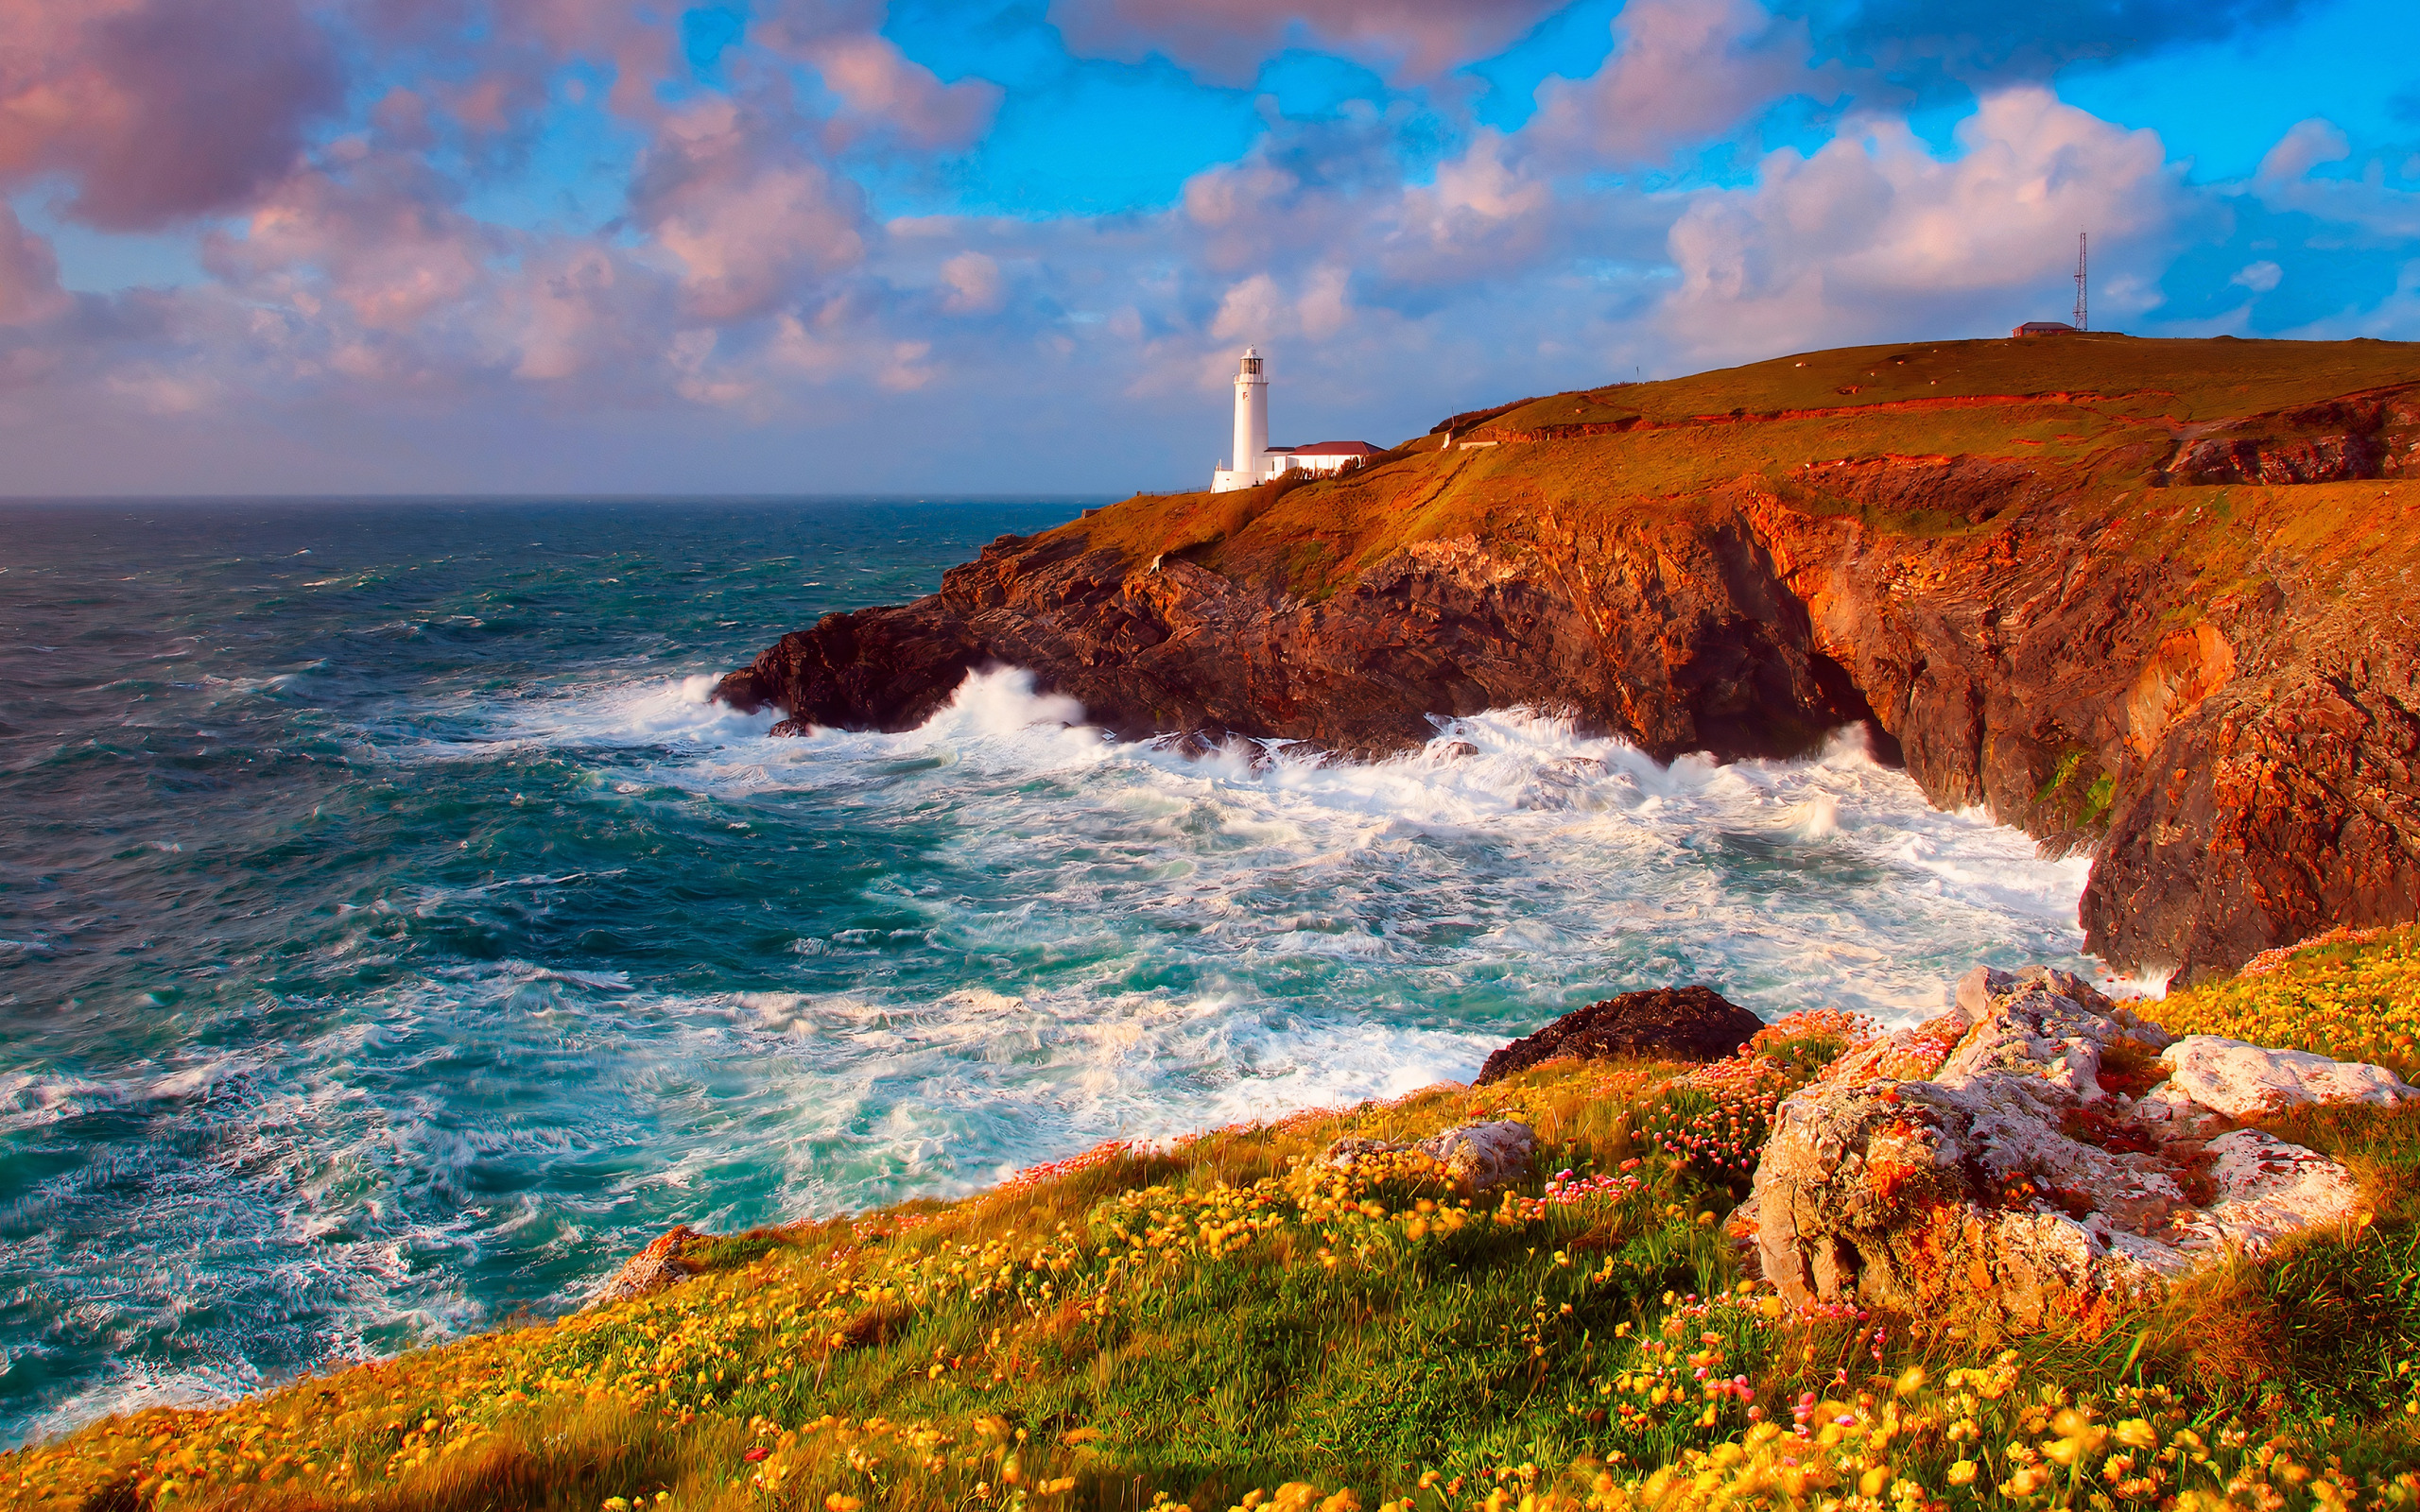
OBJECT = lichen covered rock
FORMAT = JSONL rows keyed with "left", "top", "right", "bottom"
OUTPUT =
{"left": 1745, "top": 965, "right": 2392, "bottom": 1331}
{"left": 2155, "top": 1036, "right": 2416, "bottom": 1120}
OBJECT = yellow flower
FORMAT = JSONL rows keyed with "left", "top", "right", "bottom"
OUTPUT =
{"left": 826, "top": 1495, "right": 864, "bottom": 1512}
{"left": 1947, "top": 1461, "right": 1977, "bottom": 1486}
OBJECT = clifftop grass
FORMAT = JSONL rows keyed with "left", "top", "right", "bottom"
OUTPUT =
{"left": 1467, "top": 335, "right": 2420, "bottom": 435}
{"left": 1057, "top": 336, "right": 2420, "bottom": 603}
{"left": 10, "top": 954, "right": 2420, "bottom": 1512}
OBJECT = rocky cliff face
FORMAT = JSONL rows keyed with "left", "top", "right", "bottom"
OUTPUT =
{"left": 719, "top": 338, "right": 2420, "bottom": 985}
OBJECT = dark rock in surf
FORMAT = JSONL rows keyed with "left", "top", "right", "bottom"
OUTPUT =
{"left": 1474, "top": 987, "right": 1763, "bottom": 1085}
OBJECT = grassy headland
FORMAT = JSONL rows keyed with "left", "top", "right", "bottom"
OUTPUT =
{"left": 1065, "top": 335, "right": 2420, "bottom": 604}
{"left": 10, "top": 935, "right": 2420, "bottom": 1512}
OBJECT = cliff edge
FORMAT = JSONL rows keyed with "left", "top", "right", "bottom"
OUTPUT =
{"left": 719, "top": 335, "right": 2420, "bottom": 984}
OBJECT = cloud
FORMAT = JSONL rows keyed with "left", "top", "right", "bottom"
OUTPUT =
{"left": 629, "top": 98, "right": 873, "bottom": 324}
{"left": 361, "top": 0, "right": 678, "bottom": 122}
{"left": 0, "top": 203, "right": 72, "bottom": 326}
{"left": 208, "top": 146, "right": 501, "bottom": 335}
{"left": 1659, "top": 86, "right": 2187, "bottom": 360}
{"left": 1047, "top": 0, "right": 1564, "bottom": 83}
{"left": 938, "top": 250, "right": 1005, "bottom": 315}
{"left": 2250, "top": 118, "right": 2420, "bottom": 240}
{"left": 0, "top": 0, "right": 343, "bottom": 230}
{"left": 1176, "top": 115, "right": 1586, "bottom": 312}
{"left": 791, "top": 33, "right": 1004, "bottom": 150}
{"left": 2232, "top": 260, "right": 2283, "bottom": 292}
{"left": 1533, "top": 0, "right": 1832, "bottom": 165}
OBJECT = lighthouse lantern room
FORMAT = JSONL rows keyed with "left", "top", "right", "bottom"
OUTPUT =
{"left": 1211, "top": 346, "right": 1378, "bottom": 492}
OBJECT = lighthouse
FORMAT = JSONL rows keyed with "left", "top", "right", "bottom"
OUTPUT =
{"left": 1212, "top": 348, "right": 1270, "bottom": 492}
{"left": 1210, "top": 345, "right": 1379, "bottom": 492}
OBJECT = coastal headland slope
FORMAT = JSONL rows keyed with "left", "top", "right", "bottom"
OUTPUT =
{"left": 720, "top": 335, "right": 2420, "bottom": 984}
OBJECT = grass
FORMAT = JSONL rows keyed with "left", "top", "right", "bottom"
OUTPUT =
{"left": 11, "top": 971, "right": 2420, "bottom": 1512}
{"left": 2157, "top": 925, "right": 2420, "bottom": 1084}
{"left": 1049, "top": 337, "right": 2420, "bottom": 609}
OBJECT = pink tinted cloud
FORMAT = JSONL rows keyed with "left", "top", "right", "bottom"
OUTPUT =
{"left": 794, "top": 33, "right": 1003, "bottom": 150}
{"left": 1048, "top": 0, "right": 1563, "bottom": 82}
{"left": 206, "top": 146, "right": 501, "bottom": 334}
{"left": 0, "top": 204, "right": 72, "bottom": 326}
{"left": 747, "top": 4, "right": 1002, "bottom": 148}
{"left": 2252, "top": 120, "right": 2420, "bottom": 240}
{"left": 630, "top": 98, "right": 873, "bottom": 323}
{"left": 359, "top": 0, "right": 676, "bottom": 123}
{"left": 1532, "top": 0, "right": 1830, "bottom": 165}
{"left": 0, "top": 0, "right": 342, "bottom": 230}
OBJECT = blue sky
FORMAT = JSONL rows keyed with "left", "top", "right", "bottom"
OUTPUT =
{"left": 1, "top": 0, "right": 2415, "bottom": 493}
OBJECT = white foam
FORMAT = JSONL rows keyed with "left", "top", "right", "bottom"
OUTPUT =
{"left": 16, "top": 662, "right": 2108, "bottom": 1442}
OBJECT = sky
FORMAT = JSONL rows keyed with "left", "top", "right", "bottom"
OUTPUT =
{"left": 3, "top": 0, "right": 2418, "bottom": 495}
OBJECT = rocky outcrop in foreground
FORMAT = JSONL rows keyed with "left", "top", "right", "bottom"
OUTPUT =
{"left": 1475, "top": 987, "right": 1763, "bottom": 1084}
{"left": 1744, "top": 966, "right": 2415, "bottom": 1330}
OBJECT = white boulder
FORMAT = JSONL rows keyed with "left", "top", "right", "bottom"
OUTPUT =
{"left": 2154, "top": 1036, "right": 2416, "bottom": 1121}
{"left": 1744, "top": 966, "right": 2397, "bottom": 1332}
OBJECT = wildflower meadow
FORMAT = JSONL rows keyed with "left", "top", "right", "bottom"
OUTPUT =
{"left": 8, "top": 936, "right": 2420, "bottom": 1512}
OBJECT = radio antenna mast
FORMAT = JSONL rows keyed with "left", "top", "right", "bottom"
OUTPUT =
{"left": 2073, "top": 232, "right": 2088, "bottom": 331}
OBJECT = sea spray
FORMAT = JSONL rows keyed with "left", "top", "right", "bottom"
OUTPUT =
{"left": 0, "top": 498, "right": 2099, "bottom": 1447}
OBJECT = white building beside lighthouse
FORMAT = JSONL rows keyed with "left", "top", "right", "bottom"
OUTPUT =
{"left": 1211, "top": 347, "right": 1380, "bottom": 491}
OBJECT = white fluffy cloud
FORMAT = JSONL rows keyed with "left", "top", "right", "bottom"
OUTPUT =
{"left": 1660, "top": 87, "right": 2187, "bottom": 360}
{"left": 2252, "top": 119, "right": 2420, "bottom": 240}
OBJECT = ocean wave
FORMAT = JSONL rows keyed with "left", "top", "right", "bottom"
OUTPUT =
{"left": 446, "top": 666, "right": 2098, "bottom": 1028}
{"left": 9, "top": 661, "right": 2106, "bottom": 1444}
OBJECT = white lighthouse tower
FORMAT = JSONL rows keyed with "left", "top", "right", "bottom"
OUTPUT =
{"left": 1212, "top": 348, "right": 1270, "bottom": 492}
{"left": 1208, "top": 345, "right": 1379, "bottom": 491}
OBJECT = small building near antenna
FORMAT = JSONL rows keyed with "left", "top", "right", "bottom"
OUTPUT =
{"left": 2014, "top": 232, "right": 2094, "bottom": 337}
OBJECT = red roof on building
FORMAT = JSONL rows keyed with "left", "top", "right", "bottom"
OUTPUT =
{"left": 1281, "top": 439, "right": 1382, "bottom": 456}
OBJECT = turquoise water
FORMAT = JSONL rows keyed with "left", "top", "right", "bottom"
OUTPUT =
{"left": 0, "top": 498, "right": 2097, "bottom": 1445}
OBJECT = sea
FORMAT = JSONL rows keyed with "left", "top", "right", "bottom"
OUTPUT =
{"left": 0, "top": 497, "right": 2106, "bottom": 1447}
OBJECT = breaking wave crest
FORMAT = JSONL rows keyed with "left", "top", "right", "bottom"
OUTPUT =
{"left": 6, "top": 645, "right": 2100, "bottom": 1442}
